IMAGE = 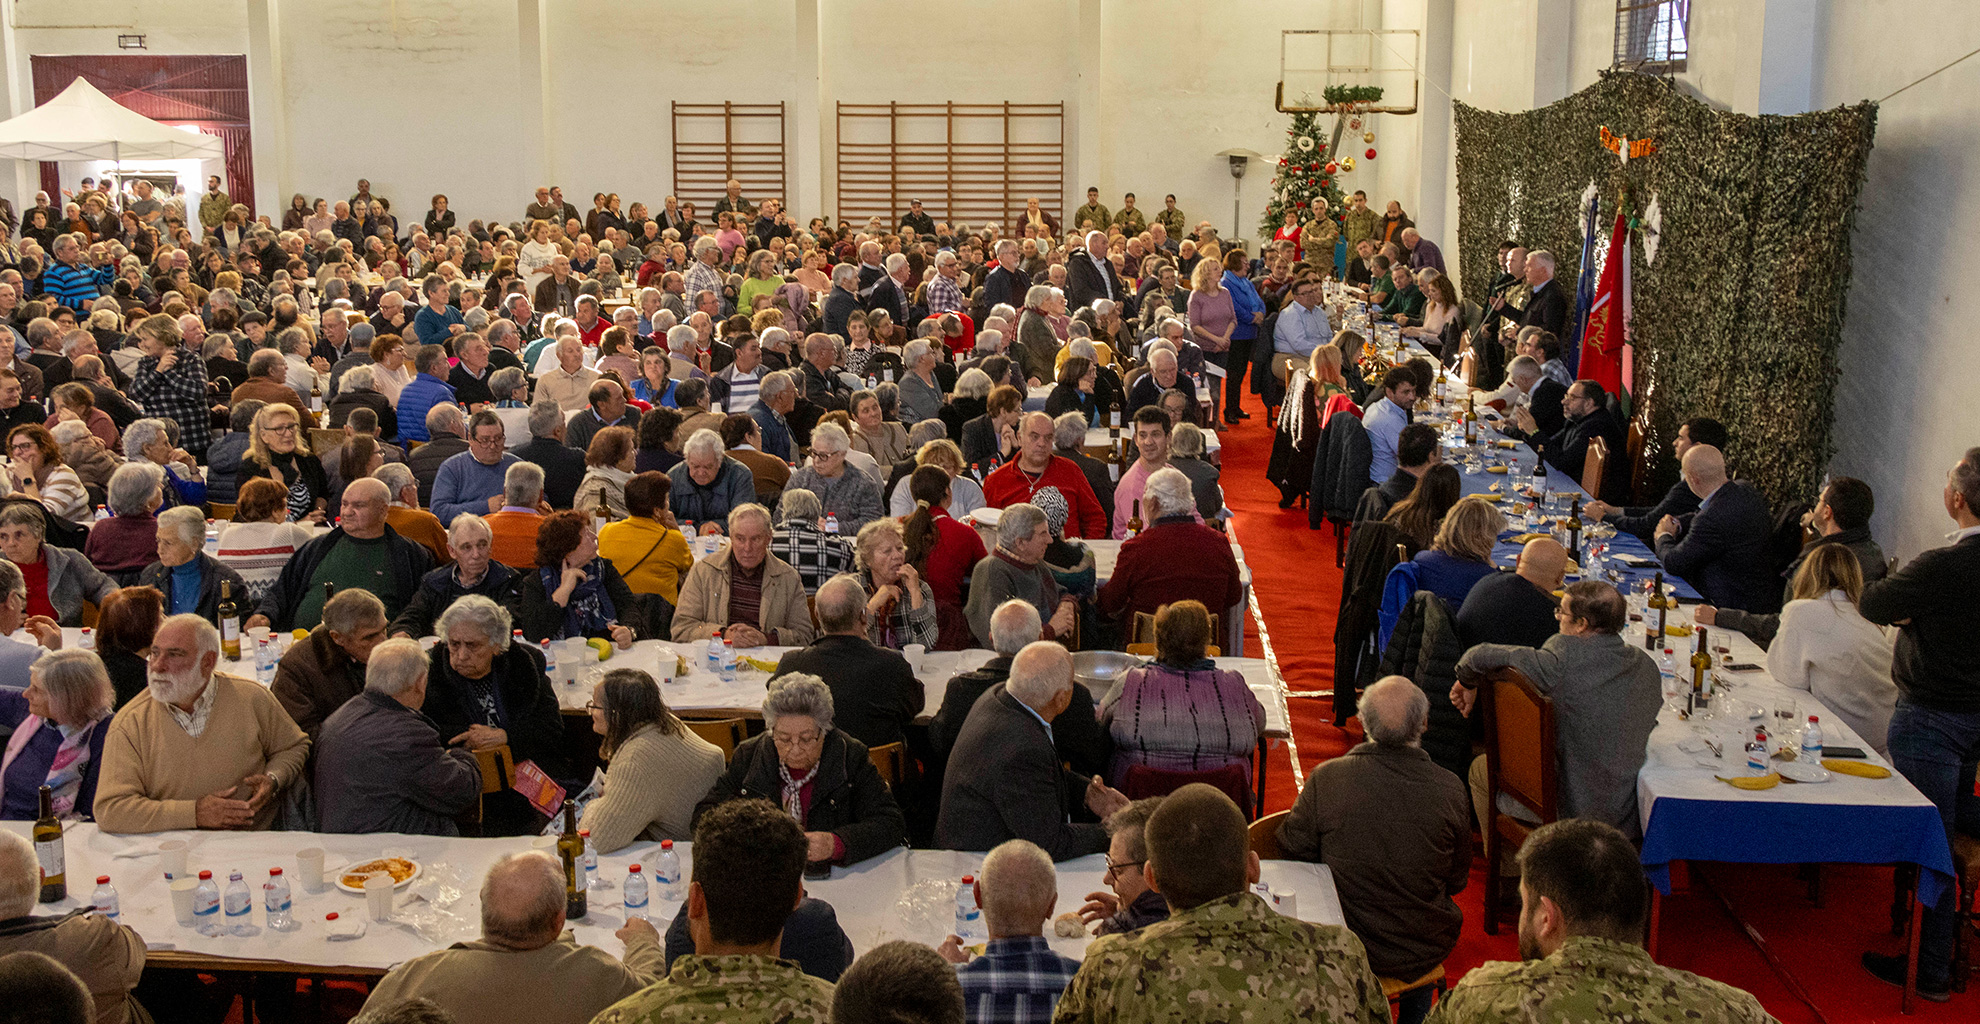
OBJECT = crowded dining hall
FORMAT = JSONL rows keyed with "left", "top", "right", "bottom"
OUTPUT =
{"left": 1, "top": 2, "right": 1976, "bottom": 1022}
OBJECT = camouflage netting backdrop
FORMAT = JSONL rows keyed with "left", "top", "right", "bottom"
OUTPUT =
{"left": 1453, "top": 71, "right": 1876, "bottom": 507}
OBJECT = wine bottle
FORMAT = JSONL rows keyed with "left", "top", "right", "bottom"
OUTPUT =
{"left": 1647, "top": 571, "right": 1668, "bottom": 651}
{"left": 1464, "top": 395, "right": 1477, "bottom": 445}
{"left": 1108, "top": 400, "right": 1122, "bottom": 433}
{"left": 1689, "top": 628, "right": 1712, "bottom": 712}
{"left": 309, "top": 382, "right": 323, "bottom": 413}
{"left": 1565, "top": 497, "right": 1582, "bottom": 562}
{"left": 218, "top": 580, "right": 242, "bottom": 661}
{"left": 34, "top": 786, "right": 64, "bottom": 903}
{"left": 1127, "top": 498, "right": 1143, "bottom": 538}
{"left": 558, "top": 801, "right": 587, "bottom": 920}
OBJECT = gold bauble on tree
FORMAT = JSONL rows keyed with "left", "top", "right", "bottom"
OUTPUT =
{"left": 1340, "top": 156, "right": 1356, "bottom": 172}
{"left": 1362, "top": 131, "right": 1376, "bottom": 143}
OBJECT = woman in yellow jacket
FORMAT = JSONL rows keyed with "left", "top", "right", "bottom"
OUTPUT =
{"left": 596, "top": 471, "right": 695, "bottom": 605}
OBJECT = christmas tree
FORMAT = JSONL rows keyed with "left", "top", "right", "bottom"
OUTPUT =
{"left": 1260, "top": 108, "right": 1349, "bottom": 243}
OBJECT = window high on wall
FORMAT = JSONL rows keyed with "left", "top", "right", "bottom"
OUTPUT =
{"left": 1614, "top": 0, "right": 1689, "bottom": 71}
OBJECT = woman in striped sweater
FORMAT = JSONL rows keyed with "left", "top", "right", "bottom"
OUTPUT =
{"left": 579, "top": 668, "right": 726, "bottom": 853}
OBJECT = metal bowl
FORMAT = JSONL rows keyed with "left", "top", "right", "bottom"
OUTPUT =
{"left": 1071, "top": 650, "right": 1145, "bottom": 699}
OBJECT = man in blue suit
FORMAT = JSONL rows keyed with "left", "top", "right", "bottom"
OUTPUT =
{"left": 1653, "top": 445, "right": 1777, "bottom": 613}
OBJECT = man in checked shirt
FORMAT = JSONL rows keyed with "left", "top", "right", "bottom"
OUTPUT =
{"left": 936, "top": 839, "right": 1081, "bottom": 1024}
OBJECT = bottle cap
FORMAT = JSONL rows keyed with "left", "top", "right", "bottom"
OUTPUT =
{"left": 269, "top": 867, "right": 283, "bottom": 876}
{"left": 628, "top": 864, "right": 642, "bottom": 873}
{"left": 325, "top": 912, "right": 338, "bottom": 921}
{"left": 580, "top": 829, "right": 590, "bottom": 838}
{"left": 198, "top": 870, "right": 212, "bottom": 879}
{"left": 962, "top": 874, "right": 975, "bottom": 884}
{"left": 96, "top": 875, "right": 110, "bottom": 885}
{"left": 1808, "top": 715, "right": 1819, "bottom": 723}
{"left": 661, "top": 839, "right": 673, "bottom": 849}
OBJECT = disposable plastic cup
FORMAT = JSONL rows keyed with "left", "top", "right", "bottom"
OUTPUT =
{"left": 169, "top": 877, "right": 199, "bottom": 925}
{"left": 246, "top": 626, "right": 270, "bottom": 647}
{"left": 364, "top": 874, "right": 394, "bottom": 922}
{"left": 1276, "top": 890, "right": 1298, "bottom": 919}
{"left": 902, "top": 644, "right": 926, "bottom": 672}
{"left": 296, "top": 848, "right": 325, "bottom": 889}
{"left": 159, "top": 840, "right": 189, "bottom": 879}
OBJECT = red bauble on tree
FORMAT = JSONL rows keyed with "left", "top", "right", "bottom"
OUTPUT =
{"left": 1325, "top": 161, "right": 1338, "bottom": 174}
{"left": 1365, "top": 148, "right": 1378, "bottom": 159}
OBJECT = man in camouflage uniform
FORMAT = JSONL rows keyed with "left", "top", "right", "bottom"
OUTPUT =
{"left": 1427, "top": 819, "right": 1778, "bottom": 1024}
{"left": 1051, "top": 784, "right": 1391, "bottom": 1024}
{"left": 1342, "top": 190, "right": 1381, "bottom": 255}
{"left": 592, "top": 800, "right": 833, "bottom": 1024}
{"left": 1153, "top": 194, "right": 1188, "bottom": 240}
{"left": 1071, "top": 187, "right": 1110, "bottom": 233}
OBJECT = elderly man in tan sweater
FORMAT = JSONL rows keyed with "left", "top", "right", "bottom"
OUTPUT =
{"left": 362, "top": 851, "right": 666, "bottom": 1024}
{"left": 92, "top": 614, "right": 310, "bottom": 833}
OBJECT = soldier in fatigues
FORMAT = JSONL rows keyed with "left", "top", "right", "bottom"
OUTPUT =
{"left": 1154, "top": 195, "right": 1188, "bottom": 240}
{"left": 592, "top": 801, "right": 834, "bottom": 1024}
{"left": 1110, "top": 193, "right": 1147, "bottom": 235}
{"left": 1071, "top": 187, "right": 1111, "bottom": 233}
{"left": 1426, "top": 820, "right": 1779, "bottom": 1024}
{"left": 1342, "top": 190, "right": 1380, "bottom": 256}
{"left": 1051, "top": 785, "right": 1391, "bottom": 1024}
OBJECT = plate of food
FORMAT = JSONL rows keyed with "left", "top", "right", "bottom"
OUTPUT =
{"left": 335, "top": 857, "right": 421, "bottom": 894}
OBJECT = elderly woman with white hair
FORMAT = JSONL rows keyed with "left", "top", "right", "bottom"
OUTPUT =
{"left": 1168, "top": 422, "right": 1225, "bottom": 519}
{"left": 964, "top": 502, "right": 1077, "bottom": 647}
{"left": 389, "top": 512, "right": 522, "bottom": 640}
{"left": 123, "top": 416, "right": 205, "bottom": 509}
{"left": 327, "top": 361, "right": 401, "bottom": 441}
{"left": 1017, "top": 284, "right": 1063, "bottom": 385}
{"left": 422, "top": 594, "right": 570, "bottom": 831}
{"left": 786, "top": 422, "right": 884, "bottom": 535}
{"left": 898, "top": 338, "right": 944, "bottom": 426}
{"left": 82, "top": 462, "right": 165, "bottom": 585}
{"left": 138, "top": 504, "right": 248, "bottom": 620}
{"left": 0, "top": 649, "right": 116, "bottom": 821}
{"left": 853, "top": 519, "right": 937, "bottom": 650}
{"left": 693, "top": 672, "right": 906, "bottom": 868}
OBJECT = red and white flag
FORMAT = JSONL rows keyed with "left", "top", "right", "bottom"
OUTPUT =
{"left": 1578, "top": 211, "right": 1630, "bottom": 396}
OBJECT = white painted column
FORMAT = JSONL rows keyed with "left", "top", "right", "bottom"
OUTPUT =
{"left": 243, "top": 0, "right": 287, "bottom": 216}
{"left": 0, "top": 0, "right": 36, "bottom": 213}
{"left": 1756, "top": 0, "right": 1823, "bottom": 114}
{"left": 1415, "top": 0, "right": 1455, "bottom": 258}
{"left": 514, "top": 0, "right": 549, "bottom": 188}
{"left": 1070, "top": 0, "right": 1104, "bottom": 211}
{"left": 1531, "top": 0, "right": 1574, "bottom": 107}
{"left": 791, "top": 0, "right": 823, "bottom": 221}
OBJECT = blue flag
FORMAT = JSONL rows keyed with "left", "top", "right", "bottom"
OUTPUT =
{"left": 1565, "top": 192, "right": 1601, "bottom": 375}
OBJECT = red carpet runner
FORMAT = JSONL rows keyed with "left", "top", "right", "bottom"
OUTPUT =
{"left": 1218, "top": 388, "right": 1962, "bottom": 1023}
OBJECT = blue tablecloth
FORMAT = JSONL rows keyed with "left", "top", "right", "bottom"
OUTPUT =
{"left": 1640, "top": 798, "right": 1955, "bottom": 907}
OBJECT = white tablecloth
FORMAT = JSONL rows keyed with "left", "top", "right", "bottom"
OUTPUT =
{"left": 14, "top": 824, "right": 1339, "bottom": 972}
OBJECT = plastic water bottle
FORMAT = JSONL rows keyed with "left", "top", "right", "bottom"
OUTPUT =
{"left": 91, "top": 876, "right": 118, "bottom": 921}
{"left": 1746, "top": 729, "right": 1769, "bottom": 774}
{"left": 655, "top": 840, "right": 682, "bottom": 902}
{"left": 623, "top": 864, "right": 649, "bottom": 920}
{"left": 223, "top": 870, "right": 260, "bottom": 936}
{"left": 955, "top": 876, "right": 983, "bottom": 943}
{"left": 192, "top": 871, "right": 223, "bottom": 936}
{"left": 264, "top": 868, "right": 293, "bottom": 931}
{"left": 705, "top": 636, "right": 723, "bottom": 675}
{"left": 206, "top": 520, "right": 220, "bottom": 556}
{"left": 1800, "top": 715, "right": 1823, "bottom": 763}
{"left": 254, "top": 639, "right": 274, "bottom": 685}
{"left": 1657, "top": 649, "right": 1679, "bottom": 700}
{"left": 824, "top": 513, "right": 839, "bottom": 535}
{"left": 78, "top": 628, "right": 94, "bottom": 651}
{"left": 719, "top": 639, "right": 737, "bottom": 682}
{"left": 580, "top": 830, "right": 598, "bottom": 890}
{"left": 94, "top": 504, "right": 109, "bottom": 523}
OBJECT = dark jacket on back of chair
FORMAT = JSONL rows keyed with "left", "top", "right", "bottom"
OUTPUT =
{"left": 772, "top": 635, "right": 924, "bottom": 751}
{"left": 1378, "top": 590, "right": 1472, "bottom": 780}
{"left": 930, "top": 655, "right": 1110, "bottom": 779}
{"left": 1313, "top": 412, "right": 1372, "bottom": 529}
{"left": 694, "top": 730, "right": 906, "bottom": 866}
{"left": 1333, "top": 520, "right": 1408, "bottom": 725}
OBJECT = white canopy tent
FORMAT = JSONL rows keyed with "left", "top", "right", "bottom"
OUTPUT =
{"left": 0, "top": 77, "right": 223, "bottom": 162}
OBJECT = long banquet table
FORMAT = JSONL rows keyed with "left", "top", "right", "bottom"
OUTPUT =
{"left": 1373, "top": 331, "right": 1952, "bottom": 1009}
{"left": 12, "top": 823, "right": 1341, "bottom": 975}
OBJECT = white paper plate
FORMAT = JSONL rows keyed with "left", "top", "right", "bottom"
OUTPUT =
{"left": 334, "top": 858, "right": 422, "bottom": 894}
{"left": 1777, "top": 761, "right": 1832, "bottom": 784}
{"left": 967, "top": 507, "right": 1003, "bottom": 528}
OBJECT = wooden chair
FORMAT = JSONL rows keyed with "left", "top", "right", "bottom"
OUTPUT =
{"left": 309, "top": 427, "right": 344, "bottom": 455}
{"left": 1626, "top": 410, "right": 1650, "bottom": 506}
{"left": 1129, "top": 611, "right": 1221, "bottom": 648}
{"left": 1380, "top": 966, "right": 1449, "bottom": 1010}
{"left": 208, "top": 502, "right": 236, "bottom": 522}
{"left": 1580, "top": 436, "right": 1609, "bottom": 502}
{"left": 1123, "top": 643, "right": 1221, "bottom": 658}
{"left": 1248, "top": 809, "right": 1289, "bottom": 860}
{"left": 80, "top": 600, "right": 99, "bottom": 628}
{"left": 682, "top": 717, "right": 749, "bottom": 760}
{"left": 1952, "top": 829, "right": 1980, "bottom": 991}
{"left": 867, "top": 741, "right": 908, "bottom": 790}
{"left": 461, "top": 744, "right": 516, "bottom": 836}
{"left": 1478, "top": 667, "right": 1559, "bottom": 934}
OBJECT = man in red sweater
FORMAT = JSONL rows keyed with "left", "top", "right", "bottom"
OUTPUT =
{"left": 1097, "top": 466, "right": 1242, "bottom": 628}
{"left": 982, "top": 412, "right": 1108, "bottom": 539}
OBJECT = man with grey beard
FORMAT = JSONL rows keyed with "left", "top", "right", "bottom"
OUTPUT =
{"left": 91, "top": 614, "right": 310, "bottom": 833}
